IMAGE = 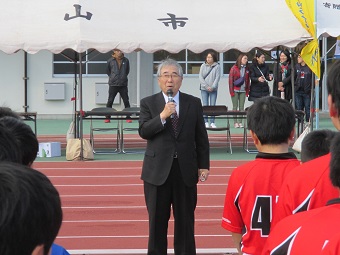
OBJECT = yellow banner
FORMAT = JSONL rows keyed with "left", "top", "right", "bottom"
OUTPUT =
{"left": 286, "top": 0, "right": 320, "bottom": 77}
{"left": 301, "top": 39, "right": 320, "bottom": 77}
{"left": 285, "top": 0, "right": 315, "bottom": 37}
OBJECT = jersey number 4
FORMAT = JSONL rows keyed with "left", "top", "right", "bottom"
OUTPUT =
{"left": 251, "top": 196, "right": 272, "bottom": 236}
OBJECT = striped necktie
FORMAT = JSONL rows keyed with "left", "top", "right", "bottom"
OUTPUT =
{"left": 171, "top": 103, "right": 179, "bottom": 137}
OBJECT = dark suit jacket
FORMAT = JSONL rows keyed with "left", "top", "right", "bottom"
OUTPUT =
{"left": 139, "top": 91, "right": 210, "bottom": 187}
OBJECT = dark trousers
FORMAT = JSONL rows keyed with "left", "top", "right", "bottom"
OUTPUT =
{"left": 144, "top": 159, "right": 197, "bottom": 255}
{"left": 106, "top": 86, "right": 131, "bottom": 109}
{"left": 295, "top": 90, "right": 311, "bottom": 122}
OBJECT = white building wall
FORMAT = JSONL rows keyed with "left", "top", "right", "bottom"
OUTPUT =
{"left": 0, "top": 50, "right": 255, "bottom": 118}
{"left": 0, "top": 50, "right": 26, "bottom": 113}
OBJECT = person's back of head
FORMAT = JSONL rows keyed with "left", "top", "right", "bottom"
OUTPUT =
{"left": 247, "top": 96, "right": 295, "bottom": 145}
{"left": 301, "top": 129, "right": 336, "bottom": 163}
{"left": 0, "top": 122, "right": 22, "bottom": 163}
{"left": 330, "top": 133, "right": 340, "bottom": 188}
{"left": 0, "top": 116, "right": 38, "bottom": 166}
{"left": 0, "top": 107, "right": 20, "bottom": 119}
{"left": 327, "top": 60, "right": 340, "bottom": 119}
{"left": 0, "top": 162, "right": 62, "bottom": 255}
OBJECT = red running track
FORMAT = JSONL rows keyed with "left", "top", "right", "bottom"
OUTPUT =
{"left": 32, "top": 160, "right": 249, "bottom": 254}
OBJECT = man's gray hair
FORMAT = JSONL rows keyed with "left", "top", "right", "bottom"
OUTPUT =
{"left": 157, "top": 58, "right": 183, "bottom": 77}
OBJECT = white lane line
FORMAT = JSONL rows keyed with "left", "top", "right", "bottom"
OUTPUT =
{"left": 62, "top": 205, "right": 223, "bottom": 209}
{"left": 40, "top": 167, "right": 141, "bottom": 170}
{"left": 57, "top": 234, "right": 230, "bottom": 239}
{"left": 39, "top": 166, "right": 237, "bottom": 170}
{"left": 63, "top": 219, "right": 220, "bottom": 223}
{"left": 66, "top": 248, "right": 238, "bottom": 254}
{"left": 61, "top": 194, "right": 146, "bottom": 197}
{"left": 50, "top": 175, "right": 141, "bottom": 178}
{"left": 55, "top": 183, "right": 227, "bottom": 187}
{"left": 60, "top": 193, "right": 225, "bottom": 197}
{"left": 49, "top": 174, "right": 231, "bottom": 178}
{"left": 56, "top": 184, "right": 143, "bottom": 187}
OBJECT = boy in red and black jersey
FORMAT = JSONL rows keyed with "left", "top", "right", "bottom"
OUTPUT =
{"left": 272, "top": 61, "right": 340, "bottom": 228}
{"left": 262, "top": 131, "right": 340, "bottom": 255}
{"left": 222, "top": 96, "right": 299, "bottom": 255}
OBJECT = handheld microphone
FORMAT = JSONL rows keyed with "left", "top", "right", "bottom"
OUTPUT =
{"left": 167, "top": 89, "right": 174, "bottom": 118}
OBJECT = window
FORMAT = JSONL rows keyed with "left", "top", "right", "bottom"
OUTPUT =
{"left": 222, "top": 48, "right": 277, "bottom": 74}
{"left": 153, "top": 48, "right": 279, "bottom": 75}
{"left": 53, "top": 49, "right": 111, "bottom": 76}
{"left": 153, "top": 49, "right": 218, "bottom": 75}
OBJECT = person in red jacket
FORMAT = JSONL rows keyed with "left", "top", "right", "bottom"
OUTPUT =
{"left": 229, "top": 53, "right": 250, "bottom": 128}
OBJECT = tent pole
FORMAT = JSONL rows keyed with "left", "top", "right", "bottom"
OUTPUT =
{"left": 79, "top": 52, "right": 84, "bottom": 160}
{"left": 23, "top": 51, "right": 29, "bottom": 113}
{"left": 290, "top": 48, "right": 295, "bottom": 109}
{"left": 74, "top": 52, "right": 78, "bottom": 138}
{"left": 310, "top": 72, "right": 315, "bottom": 132}
{"left": 322, "top": 37, "right": 328, "bottom": 112}
{"left": 314, "top": 38, "right": 321, "bottom": 130}
{"left": 273, "top": 47, "right": 279, "bottom": 97}
{"left": 137, "top": 52, "right": 141, "bottom": 107}
{"left": 314, "top": 0, "right": 319, "bottom": 129}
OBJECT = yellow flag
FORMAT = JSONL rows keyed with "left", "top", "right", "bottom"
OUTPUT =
{"left": 301, "top": 39, "right": 320, "bottom": 77}
{"left": 285, "top": 0, "right": 315, "bottom": 37}
{"left": 286, "top": 0, "right": 320, "bottom": 77}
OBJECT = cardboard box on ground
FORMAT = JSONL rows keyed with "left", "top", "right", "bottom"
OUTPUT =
{"left": 37, "top": 142, "right": 61, "bottom": 157}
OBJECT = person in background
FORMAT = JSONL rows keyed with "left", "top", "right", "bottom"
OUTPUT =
{"left": 139, "top": 58, "right": 210, "bottom": 255}
{"left": 0, "top": 111, "right": 70, "bottom": 255}
{"left": 248, "top": 52, "right": 273, "bottom": 101}
{"left": 229, "top": 53, "right": 250, "bottom": 128}
{"left": 300, "top": 129, "right": 336, "bottom": 163}
{"left": 105, "top": 49, "right": 131, "bottom": 123}
{"left": 271, "top": 60, "right": 340, "bottom": 228}
{"left": 273, "top": 50, "right": 292, "bottom": 101}
{"left": 0, "top": 162, "right": 62, "bottom": 255}
{"left": 0, "top": 116, "right": 38, "bottom": 166}
{"left": 222, "top": 96, "right": 299, "bottom": 255}
{"left": 262, "top": 133, "right": 340, "bottom": 255}
{"left": 199, "top": 51, "right": 220, "bottom": 128}
{"left": 294, "top": 54, "right": 313, "bottom": 123}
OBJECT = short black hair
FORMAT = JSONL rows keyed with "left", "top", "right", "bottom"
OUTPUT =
{"left": 330, "top": 133, "right": 340, "bottom": 188}
{"left": 327, "top": 60, "right": 340, "bottom": 118}
{"left": 247, "top": 96, "right": 295, "bottom": 145}
{"left": 301, "top": 129, "right": 336, "bottom": 163}
{"left": 0, "top": 117, "right": 38, "bottom": 165}
{"left": 0, "top": 162, "right": 62, "bottom": 255}
{"left": 0, "top": 122, "right": 22, "bottom": 163}
{"left": 0, "top": 107, "right": 20, "bottom": 119}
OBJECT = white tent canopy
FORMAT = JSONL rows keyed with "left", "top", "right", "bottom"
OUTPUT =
{"left": 0, "top": 0, "right": 309, "bottom": 54}
{"left": 317, "top": 1, "right": 340, "bottom": 38}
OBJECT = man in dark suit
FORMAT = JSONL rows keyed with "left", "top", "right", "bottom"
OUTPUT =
{"left": 139, "top": 58, "right": 210, "bottom": 255}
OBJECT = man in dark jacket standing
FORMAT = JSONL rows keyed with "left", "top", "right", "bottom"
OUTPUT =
{"left": 295, "top": 54, "right": 313, "bottom": 122}
{"left": 105, "top": 49, "right": 130, "bottom": 123}
{"left": 139, "top": 58, "right": 210, "bottom": 255}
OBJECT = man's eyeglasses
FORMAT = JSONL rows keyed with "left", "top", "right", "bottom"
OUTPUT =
{"left": 159, "top": 74, "right": 181, "bottom": 79}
